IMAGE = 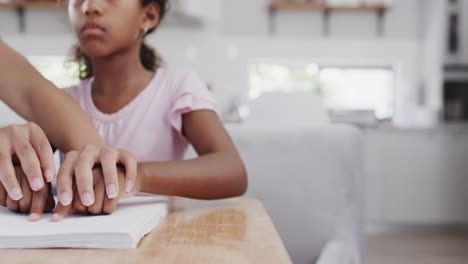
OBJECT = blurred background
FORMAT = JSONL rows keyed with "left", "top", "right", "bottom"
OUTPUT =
{"left": 1, "top": 0, "right": 468, "bottom": 263}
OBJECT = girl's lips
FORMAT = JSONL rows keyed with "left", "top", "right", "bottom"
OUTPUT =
{"left": 82, "top": 23, "right": 105, "bottom": 36}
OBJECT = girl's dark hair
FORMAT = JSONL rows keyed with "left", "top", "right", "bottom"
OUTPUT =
{"left": 73, "top": 0, "right": 169, "bottom": 80}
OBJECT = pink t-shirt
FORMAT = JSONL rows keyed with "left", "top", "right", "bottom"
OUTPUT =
{"left": 63, "top": 69, "right": 216, "bottom": 162}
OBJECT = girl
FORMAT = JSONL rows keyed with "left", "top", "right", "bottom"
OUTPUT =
{"left": 53, "top": 0, "right": 247, "bottom": 217}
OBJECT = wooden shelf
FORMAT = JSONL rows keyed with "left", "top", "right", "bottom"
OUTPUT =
{"left": 269, "top": 2, "right": 327, "bottom": 11}
{"left": 0, "top": 1, "right": 66, "bottom": 33}
{"left": 0, "top": 1, "right": 65, "bottom": 9}
{"left": 268, "top": 2, "right": 388, "bottom": 12}
{"left": 267, "top": 2, "right": 390, "bottom": 36}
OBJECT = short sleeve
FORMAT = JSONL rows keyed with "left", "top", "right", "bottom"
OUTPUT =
{"left": 169, "top": 72, "right": 217, "bottom": 135}
{"left": 62, "top": 85, "right": 78, "bottom": 98}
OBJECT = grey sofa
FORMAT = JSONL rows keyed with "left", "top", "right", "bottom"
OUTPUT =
{"left": 219, "top": 91, "right": 365, "bottom": 263}
{"left": 226, "top": 124, "right": 364, "bottom": 264}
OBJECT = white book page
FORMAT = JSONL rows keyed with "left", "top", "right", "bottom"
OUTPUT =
{"left": 0, "top": 195, "right": 168, "bottom": 238}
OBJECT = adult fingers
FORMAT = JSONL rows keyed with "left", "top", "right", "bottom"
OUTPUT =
{"left": 104, "top": 167, "right": 125, "bottom": 214}
{"left": 29, "top": 123, "right": 55, "bottom": 183}
{"left": 117, "top": 150, "right": 137, "bottom": 193}
{"left": 0, "top": 148, "right": 22, "bottom": 201}
{"left": 56, "top": 151, "right": 78, "bottom": 207}
{"left": 74, "top": 144, "right": 100, "bottom": 206}
{"left": 10, "top": 124, "right": 44, "bottom": 192}
{"left": 88, "top": 175, "right": 105, "bottom": 215}
{"left": 99, "top": 147, "right": 119, "bottom": 199}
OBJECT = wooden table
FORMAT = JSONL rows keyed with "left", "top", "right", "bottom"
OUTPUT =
{"left": 0, "top": 198, "right": 292, "bottom": 263}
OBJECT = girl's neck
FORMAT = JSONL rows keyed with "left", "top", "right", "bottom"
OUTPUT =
{"left": 91, "top": 43, "right": 154, "bottom": 96}
{"left": 88, "top": 42, "right": 156, "bottom": 114}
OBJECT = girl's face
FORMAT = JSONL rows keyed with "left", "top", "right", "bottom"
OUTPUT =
{"left": 68, "top": 0, "right": 150, "bottom": 57}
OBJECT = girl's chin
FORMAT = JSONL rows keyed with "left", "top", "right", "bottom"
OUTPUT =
{"left": 80, "top": 47, "right": 112, "bottom": 58}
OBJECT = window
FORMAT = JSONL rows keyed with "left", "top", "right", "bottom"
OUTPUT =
{"left": 248, "top": 62, "right": 395, "bottom": 120}
{"left": 319, "top": 67, "right": 394, "bottom": 120}
{"left": 27, "top": 56, "right": 80, "bottom": 88}
{"left": 248, "top": 63, "right": 320, "bottom": 99}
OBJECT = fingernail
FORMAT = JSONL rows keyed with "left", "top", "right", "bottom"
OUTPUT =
{"left": 60, "top": 192, "right": 72, "bottom": 206}
{"left": 125, "top": 181, "right": 133, "bottom": 193}
{"left": 107, "top": 184, "right": 117, "bottom": 198}
{"left": 51, "top": 213, "right": 62, "bottom": 222}
{"left": 10, "top": 187, "right": 23, "bottom": 201}
{"left": 31, "top": 177, "right": 44, "bottom": 191}
{"left": 44, "top": 170, "right": 54, "bottom": 182}
{"left": 29, "top": 213, "right": 40, "bottom": 222}
{"left": 81, "top": 192, "right": 94, "bottom": 206}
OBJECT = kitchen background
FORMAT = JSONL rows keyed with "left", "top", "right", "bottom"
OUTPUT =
{"left": 1, "top": 0, "right": 468, "bottom": 263}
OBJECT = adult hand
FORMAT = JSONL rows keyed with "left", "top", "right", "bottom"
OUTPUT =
{"left": 0, "top": 165, "right": 54, "bottom": 221}
{"left": 0, "top": 123, "right": 55, "bottom": 201}
{"left": 55, "top": 145, "right": 137, "bottom": 208}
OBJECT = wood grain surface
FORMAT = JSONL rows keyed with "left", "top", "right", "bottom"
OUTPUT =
{"left": 0, "top": 197, "right": 292, "bottom": 264}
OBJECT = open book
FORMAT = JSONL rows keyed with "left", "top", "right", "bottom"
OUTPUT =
{"left": 0, "top": 195, "right": 168, "bottom": 249}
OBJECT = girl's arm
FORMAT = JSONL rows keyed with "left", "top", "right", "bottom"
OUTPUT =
{"left": 52, "top": 110, "right": 245, "bottom": 219}
{"left": 136, "top": 110, "right": 248, "bottom": 199}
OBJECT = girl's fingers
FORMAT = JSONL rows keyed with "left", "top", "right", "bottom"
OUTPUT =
{"left": 0, "top": 148, "right": 23, "bottom": 201}
{"left": 72, "top": 191, "right": 88, "bottom": 215}
{"left": 102, "top": 191, "right": 118, "bottom": 215}
{"left": 118, "top": 150, "right": 137, "bottom": 193}
{"left": 29, "top": 185, "right": 52, "bottom": 222}
{"left": 52, "top": 180, "right": 76, "bottom": 222}
{"left": 88, "top": 175, "right": 105, "bottom": 215}
{"left": 56, "top": 151, "right": 79, "bottom": 207}
{"left": 0, "top": 184, "right": 7, "bottom": 207}
{"left": 51, "top": 202, "right": 72, "bottom": 222}
{"left": 45, "top": 190, "right": 55, "bottom": 212}
{"left": 52, "top": 182, "right": 75, "bottom": 221}
{"left": 29, "top": 193, "right": 46, "bottom": 222}
{"left": 11, "top": 125, "right": 44, "bottom": 192}
{"left": 6, "top": 195, "right": 19, "bottom": 213}
{"left": 18, "top": 169, "right": 32, "bottom": 214}
{"left": 29, "top": 123, "right": 56, "bottom": 183}
{"left": 74, "top": 145, "right": 99, "bottom": 207}
{"left": 99, "top": 148, "right": 119, "bottom": 199}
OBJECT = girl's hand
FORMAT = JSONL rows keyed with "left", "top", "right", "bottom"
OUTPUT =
{"left": 53, "top": 145, "right": 137, "bottom": 218}
{"left": 52, "top": 167, "right": 135, "bottom": 220}
{"left": 0, "top": 165, "right": 55, "bottom": 221}
{"left": 0, "top": 123, "right": 55, "bottom": 201}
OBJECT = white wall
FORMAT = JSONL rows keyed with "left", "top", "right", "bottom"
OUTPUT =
{"left": 222, "top": 0, "right": 423, "bottom": 39}
{"left": 366, "top": 125, "right": 468, "bottom": 225}
{"left": 417, "top": 0, "right": 447, "bottom": 122}
{"left": 461, "top": 0, "right": 468, "bottom": 64}
{"left": 183, "top": 0, "right": 222, "bottom": 24}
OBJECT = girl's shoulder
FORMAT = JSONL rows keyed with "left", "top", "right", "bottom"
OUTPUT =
{"left": 157, "top": 68, "right": 203, "bottom": 86}
{"left": 157, "top": 68, "right": 207, "bottom": 91}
